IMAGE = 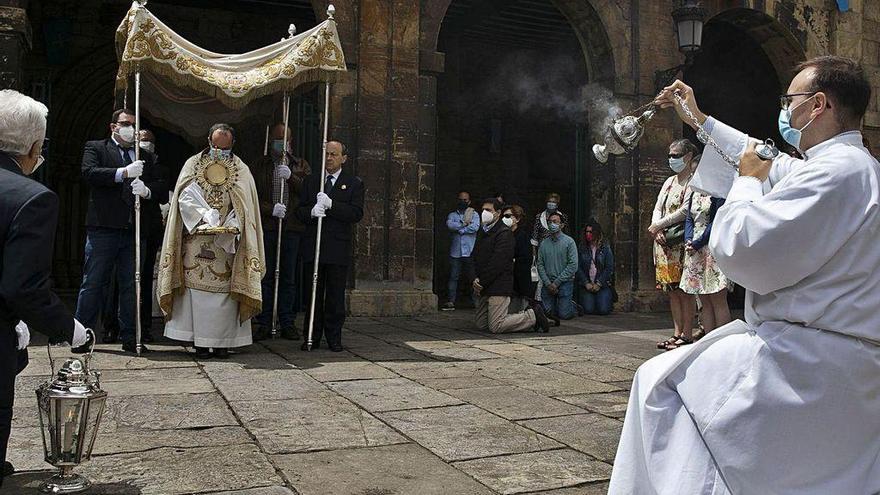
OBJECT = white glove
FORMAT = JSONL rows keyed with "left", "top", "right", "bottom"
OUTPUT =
{"left": 277, "top": 164, "right": 291, "bottom": 180}
{"left": 316, "top": 192, "right": 332, "bottom": 210}
{"left": 124, "top": 160, "right": 144, "bottom": 178}
{"left": 131, "top": 178, "right": 151, "bottom": 198}
{"left": 311, "top": 203, "right": 326, "bottom": 218}
{"left": 272, "top": 203, "right": 287, "bottom": 219}
{"left": 15, "top": 321, "right": 30, "bottom": 350}
{"left": 203, "top": 208, "right": 222, "bottom": 227}
{"left": 71, "top": 319, "right": 89, "bottom": 348}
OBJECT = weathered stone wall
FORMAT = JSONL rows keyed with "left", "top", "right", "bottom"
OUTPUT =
{"left": 3, "top": 0, "right": 879, "bottom": 314}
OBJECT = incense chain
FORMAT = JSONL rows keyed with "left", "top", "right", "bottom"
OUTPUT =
{"left": 674, "top": 92, "right": 740, "bottom": 170}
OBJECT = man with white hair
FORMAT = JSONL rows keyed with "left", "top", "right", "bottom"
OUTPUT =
{"left": 0, "top": 89, "right": 89, "bottom": 487}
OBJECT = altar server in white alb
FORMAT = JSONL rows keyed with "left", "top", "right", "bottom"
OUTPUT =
{"left": 609, "top": 56, "right": 879, "bottom": 495}
{"left": 158, "top": 124, "right": 265, "bottom": 359}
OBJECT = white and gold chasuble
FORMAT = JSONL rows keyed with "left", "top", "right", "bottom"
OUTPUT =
{"left": 159, "top": 152, "right": 264, "bottom": 349}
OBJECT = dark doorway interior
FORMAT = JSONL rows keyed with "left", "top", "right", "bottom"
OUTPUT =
{"left": 434, "top": 0, "right": 589, "bottom": 304}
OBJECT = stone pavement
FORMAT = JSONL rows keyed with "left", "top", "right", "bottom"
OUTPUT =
{"left": 3, "top": 311, "right": 677, "bottom": 495}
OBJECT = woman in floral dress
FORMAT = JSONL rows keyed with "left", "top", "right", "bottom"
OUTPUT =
{"left": 680, "top": 189, "right": 731, "bottom": 338}
{"left": 648, "top": 139, "right": 698, "bottom": 350}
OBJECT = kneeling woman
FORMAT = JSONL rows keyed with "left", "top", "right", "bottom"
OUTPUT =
{"left": 576, "top": 220, "right": 614, "bottom": 315}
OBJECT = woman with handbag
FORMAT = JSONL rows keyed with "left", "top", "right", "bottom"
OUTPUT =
{"left": 648, "top": 139, "right": 698, "bottom": 350}
{"left": 502, "top": 204, "right": 535, "bottom": 312}
{"left": 680, "top": 190, "right": 731, "bottom": 339}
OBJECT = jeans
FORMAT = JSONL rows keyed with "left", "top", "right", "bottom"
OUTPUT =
{"left": 541, "top": 280, "right": 575, "bottom": 320}
{"left": 578, "top": 286, "right": 613, "bottom": 315}
{"left": 75, "top": 227, "right": 136, "bottom": 344}
{"left": 448, "top": 256, "right": 476, "bottom": 305}
{"left": 257, "top": 230, "right": 301, "bottom": 329}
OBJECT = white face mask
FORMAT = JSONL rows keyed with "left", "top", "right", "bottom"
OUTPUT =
{"left": 117, "top": 125, "right": 135, "bottom": 144}
{"left": 139, "top": 141, "right": 155, "bottom": 154}
{"left": 481, "top": 210, "right": 495, "bottom": 225}
{"left": 502, "top": 217, "right": 514, "bottom": 228}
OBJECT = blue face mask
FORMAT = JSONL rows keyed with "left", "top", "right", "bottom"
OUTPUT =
{"left": 778, "top": 95, "right": 817, "bottom": 151}
{"left": 546, "top": 202, "right": 558, "bottom": 212}
{"left": 668, "top": 157, "right": 687, "bottom": 173}
{"left": 210, "top": 147, "right": 232, "bottom": 161}
{"left": 548, "top": 223, "right": 560, "bottom": 234}
{"left": 271, "top": 140, "right": 286, "bottom": 155}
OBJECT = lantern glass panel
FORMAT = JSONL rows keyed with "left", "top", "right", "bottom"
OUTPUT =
{"left": 56, "top": 398, "right": 84, "bottom": 463}
{"left": 82, "top": 395, "right": 106, "bottom": 460}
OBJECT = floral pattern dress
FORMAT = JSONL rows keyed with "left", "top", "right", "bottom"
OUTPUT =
{"left": 680, "top": 191, "right": 730, "bottom": 295}
{"left": 653, "top": 175, "right": 689, "bottom": 289}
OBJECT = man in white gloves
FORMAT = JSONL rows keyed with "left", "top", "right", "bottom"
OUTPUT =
{"left": 0, "top": 89, "right": 91, "bottom": 487}
{"left": 158, "top": 124, "right": 264, "bottom": 359}
{"left": 253, "top": 123, "right": 310, "bottom": 341}
{"left": 76, "top": 108, "right": 165, "bottom": 353}
{"left": 296, "top": 141, "right": 363, "bottom": 352}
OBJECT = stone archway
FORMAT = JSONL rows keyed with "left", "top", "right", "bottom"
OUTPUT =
{"left": 428, "top": 0, "right": 619, "bottom": 304}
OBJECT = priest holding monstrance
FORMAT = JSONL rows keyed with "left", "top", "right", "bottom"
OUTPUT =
{"left": 158, "top": 124, "right": 265, "bottom": 359}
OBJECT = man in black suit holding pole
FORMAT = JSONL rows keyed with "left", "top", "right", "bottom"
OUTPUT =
{"left": 75, "top": 108, "right": 166, "bottom": 354}
{"left": 0, "top": 89, "right": 89, "bottom": 487}
{"left": 297, "top": 141, "right": 364, "bottom": 352}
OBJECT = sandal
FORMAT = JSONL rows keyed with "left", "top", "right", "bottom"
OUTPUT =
{"left": 664, "top": 336, "right": 693, "bottom": 351}
{"left": 657, "top": 336, "right": 679, "bottom": 349}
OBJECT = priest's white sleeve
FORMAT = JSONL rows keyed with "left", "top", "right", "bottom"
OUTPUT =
{"left": 710, "top": 165, "right": 864, "bottom": 295}
{"left": 690, "top": 117, "right": 805, "bottom": 198}
{"left": 178, "top": 182, "right": 213, "bottom": 233}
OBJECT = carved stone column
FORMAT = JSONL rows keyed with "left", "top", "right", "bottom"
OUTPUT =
{"left": 0, "top": 3, "right": 30, "bottom": 90}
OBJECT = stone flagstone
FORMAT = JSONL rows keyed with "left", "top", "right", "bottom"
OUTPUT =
{"left": 328, "top": 377, "right": 462, "bottom": 412}
{"left": 453, "top": 448, "right": 612, "bottom": 494}
{"left": 273, "top": 443, "right": 495, "bottom": 495}
{"left": 519, "top": 413, "right": 624, "bottom": 462}
{"left": 446, "top": 385, "right": 587, "bottom": 420}
{"left": 377, "top": 404, "right": 560, "bottom": 461}
{"left": 233, "top": 396, "right": 406, "bottom": 454}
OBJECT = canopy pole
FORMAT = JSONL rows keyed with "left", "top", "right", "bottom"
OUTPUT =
{"left": 134, "top": 69, "right": 143, "bottom": 357}
{"left": 306, "top": 82, "right": 331, "bottom": 351}
{"left": 271, "top": 94, "right": 291, "bottom": 339}
{"left": 263, "top": 124, "right": 270, "bottom": 156}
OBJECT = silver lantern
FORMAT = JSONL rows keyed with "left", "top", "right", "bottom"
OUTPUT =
{"left": 35, "top": 334, "right": 107, "bottom": 494}
{"left": 592, "top": 107, "right": 657, "bottom": 163}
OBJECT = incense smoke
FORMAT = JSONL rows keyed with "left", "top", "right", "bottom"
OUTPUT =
{"left": 476, "top": 52, "right": 624, "bottom": 140}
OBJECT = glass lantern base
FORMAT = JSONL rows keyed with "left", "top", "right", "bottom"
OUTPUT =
{"left": 39, "top": 472, "right": 91, "bottom": 493}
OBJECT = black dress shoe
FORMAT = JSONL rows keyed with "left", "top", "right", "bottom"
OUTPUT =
{"left": 194, "top": 346, "right": 211, "bottom": 359}
{"left": 122, "top": 342, "right": 150, "bottom": 354}
{"left": 102, "top": 329, "right": 118, "bottom": 344}
{"left": 142, "top": 332, "right": 155, "bottom": 343}
{"left": 3, "top": 461, "right": 14, "bottom": 476}
{"left": 531, "top": 303, "right": 551, "bottom": 333}
{"left": 212, "top": 348, "right": 230, "bottom": 359}
{"left": 329, "top": 343, "right": 343, "bottom": 352}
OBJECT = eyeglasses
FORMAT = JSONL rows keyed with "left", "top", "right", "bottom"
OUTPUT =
{"left": 668, "top": 152, "right": 686, "bottom": 159}
{"left": 779, "top": 92, "right": 817, "bottom": 110}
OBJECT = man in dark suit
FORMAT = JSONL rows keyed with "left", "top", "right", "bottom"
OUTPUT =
{"left": 76, "top": 109, "right": 167, "bottom": 354}
{"left": 100, "top": 128, "right": 168, "bottom": 344}
{"left": 297, "top": 141, "right": 364, "bottom": 352}
{"left": 0, "top": 89, "right": 89, "bottom": 487}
